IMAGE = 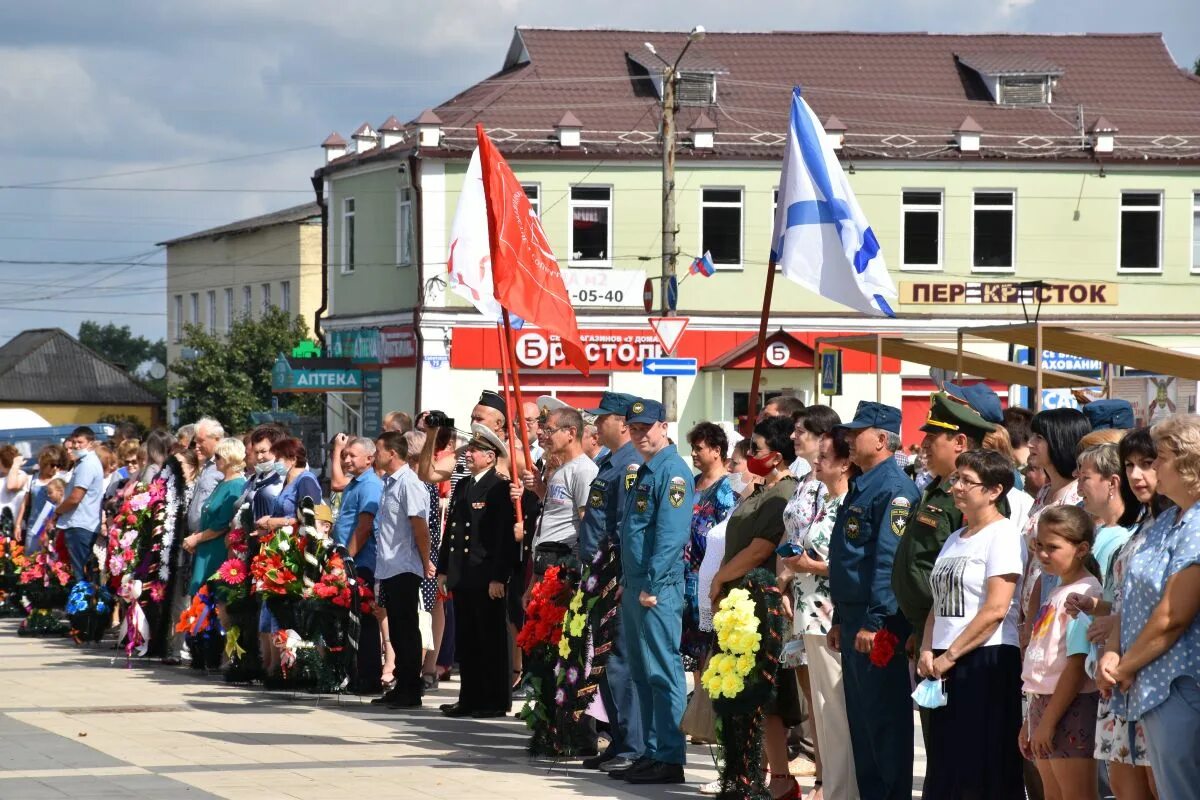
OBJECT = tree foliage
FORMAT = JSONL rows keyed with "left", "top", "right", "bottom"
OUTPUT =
{"left": 169, "top": 308, "right": 322, "bottom": 431}
{"left": 1194, "top": 56, "right": 1200, "bottom": 77}
{"left": 78, "top": 321, "right": 167, "bottom": 398}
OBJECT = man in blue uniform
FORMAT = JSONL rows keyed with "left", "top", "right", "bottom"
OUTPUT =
{"left": 577, "top": 392, "right": 643, "bottom": 773}
{"left": 608, "top": 398, "right": 694, "bottom": 785}
{"left": 828, "top": 401, "right": 921, "bottom": 800}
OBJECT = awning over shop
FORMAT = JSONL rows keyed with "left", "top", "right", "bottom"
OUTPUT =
{"left": 963, "top": 323, "right": 1200, "bottom": 383}
{"left": 816, "top": 334, "right": 1102, "bottom": 391}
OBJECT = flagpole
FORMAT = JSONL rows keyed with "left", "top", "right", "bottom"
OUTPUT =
{"left": 500, "top": 309, "right": 535, "bottom": 474}
{"left": 495, "top": 322, "right": 525, "bottom": 526}
{"left": 746, "top": 259, "right": 778, "bottom": 436}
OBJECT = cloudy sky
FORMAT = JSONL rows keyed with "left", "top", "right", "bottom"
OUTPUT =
{"left": 2, "top": 0, "right": 1196, "bottom": 346}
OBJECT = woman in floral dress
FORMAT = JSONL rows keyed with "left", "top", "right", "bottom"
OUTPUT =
{"left": 682, "top": 422, "right": 735, "bottom": 674}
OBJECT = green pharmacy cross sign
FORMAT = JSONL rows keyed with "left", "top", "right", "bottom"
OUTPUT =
{"left": 271, "top": 354, "right": 362, "bottom": 393}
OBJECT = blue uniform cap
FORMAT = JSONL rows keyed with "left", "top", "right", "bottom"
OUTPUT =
{"left": 836, "top": 400, "right": 903, "bottom": 435}
{"left": 944, "top": 381, "right": 1003, "bottom": 424}
{"left": 625, "top": 398, "right": 666, "bottom": 424}
{"left": 585, "top": 391, "right": 639, "bottom": 417}
{"left": 1081, "top": 399, "right": 1134, "bottom": 431}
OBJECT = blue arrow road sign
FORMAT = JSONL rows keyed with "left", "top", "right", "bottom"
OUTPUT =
{"left": 643, "top": 357, "right": 697, "bottom": 376}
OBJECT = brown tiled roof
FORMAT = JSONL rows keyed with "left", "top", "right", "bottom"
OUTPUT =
{"left": 378, "top": 116, "right": 404, "bottom": 132}
{"left": 321, "top": 131, "right": 346, "bottom": 147}
{"left": 323, "top": 29, "right": 1200, "bottom": 171}
{"left": 955, "top": 52, "right": 1065, "bottom": 76}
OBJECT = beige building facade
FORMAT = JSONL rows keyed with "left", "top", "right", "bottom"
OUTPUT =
{"left": 161, "top": 203, "right": 323, "bottom": 424}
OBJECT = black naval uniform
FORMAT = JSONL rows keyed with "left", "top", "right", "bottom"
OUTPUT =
{"left": 438, "top": 467, "right": 517, "bottom": 715}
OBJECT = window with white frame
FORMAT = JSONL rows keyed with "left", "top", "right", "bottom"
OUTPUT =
{"left": 173, "top": 295, "right": 183, "bottom": 342}
{"left": 569, "top": 186, "right": 611, "bottom": 266}
{"left": 242, "top": 285, "right": 252, "bottom": 318}
{"left": 1119, "top": 192, "right": 1162, "bottom": 272}
{"left": 281, "top": 280, "right": 291, "bottom": 313}
{"left": 522, "top": 184, "right": 540, "bottom": 217}
{"left": 972, "top": 191, "right": 1015, "bottom": 271}
{"left": 224, "top": 288, "right": 234, "bottom": 332}
{"left": 189, "top": 293, "right": 199, "bottom": 325}
{"left": 901, "top": 190, "right": 943, "bottom": 270}
{"left": 396, "top": 188, "right": 414, "bottom": 266}
{"left": 701, "top": 188, "right": 743, "bottom": 267}
{"left": 1192, "top": 192, "right": 1200, "bottom": 273}
{"left": 206, "top": 290, "right": 216, "bottom": 333}
{"left": 261, "top": 283, "right": 272, "bottom": 312}
{"left": 342, "top": 197, "right": 356, "bottom": 272}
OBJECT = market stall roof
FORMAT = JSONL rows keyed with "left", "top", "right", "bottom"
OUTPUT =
{"left": 816, "top": 334, "right": 1102, "bottom": 389}
{"left": 962, "top": 323, "right": 1200, "bottom": 382}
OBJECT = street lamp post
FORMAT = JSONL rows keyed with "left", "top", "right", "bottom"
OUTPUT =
{"left": 646, "top": 26, "right": 704, "bottom": 423}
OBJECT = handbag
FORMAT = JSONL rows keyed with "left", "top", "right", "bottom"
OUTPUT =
{"left": 680, "top": 678, "right": 719, "bottom": 744}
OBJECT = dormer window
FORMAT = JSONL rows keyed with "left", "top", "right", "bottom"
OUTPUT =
{"left": 956, "top": 53, "right": 1063, "bottom": 106}
{"left": 626, "top": 50, "right": 726, "bottom": 107}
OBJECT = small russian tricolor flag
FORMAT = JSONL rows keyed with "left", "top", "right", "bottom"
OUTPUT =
{"left": 689, "top": 250, "right": 715, "bottom": 277}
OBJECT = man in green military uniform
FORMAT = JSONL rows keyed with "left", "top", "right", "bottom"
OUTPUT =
{"left": 892, "top": 392, "right": 997, "bottom": 661}
{"left": 607, "top": 398, "right": 695, "bottom": 786}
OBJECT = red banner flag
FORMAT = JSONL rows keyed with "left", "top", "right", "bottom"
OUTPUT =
{"left": 475, "top": 124, "right": 589, "bottom": 376}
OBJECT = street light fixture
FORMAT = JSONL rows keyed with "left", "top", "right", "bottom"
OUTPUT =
{"left": 651, "top": 25, "right": 704, "bottom": 422}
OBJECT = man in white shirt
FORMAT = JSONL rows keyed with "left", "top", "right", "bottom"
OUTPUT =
{"left": 371, "top": 431, "right": 432, "bottom": 709}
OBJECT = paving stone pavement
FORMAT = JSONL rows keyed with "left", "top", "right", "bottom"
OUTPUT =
{"left": 0, "top": 620, "right": 924, "bottom": 799}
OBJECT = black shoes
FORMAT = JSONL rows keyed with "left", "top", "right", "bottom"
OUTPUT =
{"left": 581, "top": 749, "right": 617, "bottom": 770}
{"left": 440, "top": 702, "right": 473, "bottom": 717}
{"left": 598, "top": 756, "right": 637, "bottom": 774}
{"left": 607, "top": 756, "right": 653, "bottom": 779}
{"left": 624, "top": 760, "right": 685, "bottom": 784}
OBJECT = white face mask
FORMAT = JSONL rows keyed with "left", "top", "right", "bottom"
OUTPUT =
{"left": 727, "top": 471, "right": 749, "bottom": 496}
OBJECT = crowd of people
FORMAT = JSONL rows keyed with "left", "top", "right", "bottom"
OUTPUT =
{"left": 2, "top": 383, "right": 1198, "bottom": 800}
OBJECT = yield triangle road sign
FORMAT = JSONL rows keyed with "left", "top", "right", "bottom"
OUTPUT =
{"left": 648, "top": 316, "right": 689, "bottom": 355}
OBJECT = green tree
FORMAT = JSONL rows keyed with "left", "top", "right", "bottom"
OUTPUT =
{"left": 169, "top": 308, "right": 322, "bottom": 431}
{"left": 1194, "top": 56, "right": 1200, "bottom": 76}
{"left": 78, "top": 320, "right": 167, "bottom": 398}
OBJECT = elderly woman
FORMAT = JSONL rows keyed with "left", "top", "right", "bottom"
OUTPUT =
{"left": 781, "top": 427, "right": 858, "bottom": 800}
{"left": 919, "top": 449, "right": 1026, "bottom": 799}
{"left": 256, "top": 438, "right": 322, "bottom": 532}
{"left": 1098, "top": 415, "right": 1200, "bottom": 800}
{"left": 710, "top": 416, "right": 803, "bottom": 800}
{"left": 182, "top": 437, "right": 247, "bottom": 596}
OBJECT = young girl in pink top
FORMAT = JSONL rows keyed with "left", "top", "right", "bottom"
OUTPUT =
{"left": 1021, "top": 505, "right": 1102, "bottom": 800}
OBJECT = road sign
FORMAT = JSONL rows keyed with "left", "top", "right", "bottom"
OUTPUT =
{"left": 642, "top": 278, "right": 654, "bottom": 314}
{"left": 820, "top": 350, "right": 843, "bottom": 396}
{"left": 642, "top": 357, "right": 698, "bottom": 377}
{"left": 648, "top": 316, "right": 689, "bottom": 354}
{"left": 666, "top": 275, "right": 679, "bottom": 311}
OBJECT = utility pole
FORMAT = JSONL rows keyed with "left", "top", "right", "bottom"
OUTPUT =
{"left": 647, "top": 26, "right": 704, "bottom": 423}
{"left": 661, "top": 63, "right": 679, "bottom": 422}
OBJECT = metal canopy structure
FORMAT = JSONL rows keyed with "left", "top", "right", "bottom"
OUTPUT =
{"left": 814, "top": 333, "right": 1101, "bottom": 402}
{"left": 959, "top": 322, "right": 1200, "bottom": 409}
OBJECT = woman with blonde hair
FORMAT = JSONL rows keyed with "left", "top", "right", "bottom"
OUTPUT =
{"left": 1098, "top": 415, "right": 1200, "bottom": 800}
{"left": 181, "top": 438, "right": 247, "bottom": 595}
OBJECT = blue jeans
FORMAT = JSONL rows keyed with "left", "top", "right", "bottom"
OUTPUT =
{"left": 64, "top": 526, "right": 98, "bottom": 584}
{"left": 1140, "top": 676, "right": 1200, "bottom": 800}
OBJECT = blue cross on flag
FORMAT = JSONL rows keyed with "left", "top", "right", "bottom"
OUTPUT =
{"left": 769, "top": 88, "right": 898, "bottom": 317}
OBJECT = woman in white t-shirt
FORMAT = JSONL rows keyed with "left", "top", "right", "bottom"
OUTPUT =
{"left": 919, "top": 449, "right": 1027, "bottom": 800}
{"left": 0, "top": 445, "right": 31, "bottom": 533}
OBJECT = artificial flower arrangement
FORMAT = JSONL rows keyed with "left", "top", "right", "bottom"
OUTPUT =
{"left": 18, "top": 551, "right": 73, "bottom": 610}
{"left": 208, "top": 503, "right": 261, "bottom": 681}
{"left": 551, "top": 539, "right": 623, "bottom": 756}
{"left": 250, "top": 523, "right": 305, "bottom": 631}
{"left": 105, "top": 474, "right": 176, "bottom": 656}
{"left": 0, "top": 538, "right": 28, "bottom": 617}
{"left": 516, "top": 563, "right": 579, "bottom": 756}
{"left": 705, "top": 568, "right": 788, "bottom": 800}
{"left": 66, "top": 581, "right": 114, "bottom": 644}
{"left": 175, "top": 585, "right": 225, "bottom": 669}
